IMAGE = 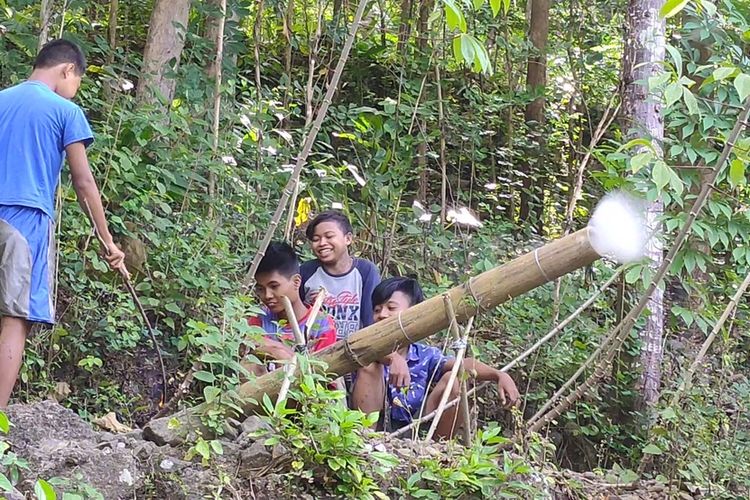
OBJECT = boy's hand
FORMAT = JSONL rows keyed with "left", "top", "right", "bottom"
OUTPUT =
{"left": 387, "top": 352, "right": 410, "bottom": 388}
{"left": 496, "top": 372, "right": 520, "bottom": 408}
{"left": 103, "top": 241, "right": 127, "bottom": 275}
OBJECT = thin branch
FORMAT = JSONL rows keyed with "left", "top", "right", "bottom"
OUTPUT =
{"left": 244, "top": 0, "right": 370, "bottom": 286}
{"left": 670, "top": 269, "right": 750, "bottom": 406}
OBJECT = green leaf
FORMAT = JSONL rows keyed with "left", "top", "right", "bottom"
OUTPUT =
{"left": 660, "top": 0, "right": 689, "bottom": 18}
{"left": 193, "top": 370, "right": 216, "bottom": 383}
{"left": 472, "top": 0, "right": 484, "bottom": 10}
{"left": 0, "top": 473, "right": 13, "bottom": 492}
{"left": 443, "top": 0, "right": 467, "bottom": 32}
{"left": 489, "top": 0, "right": 501, "bottom": 16}
{"left": 452, "top": 35, "right": 463, "bottom": 67}
{"left": 503, "top": 0, "right": 511, "bottom": 14}
{"left": 664, "top": 82, "right": 682, "bottom": 108}
{"left": 682, "top": 87, "right": 699, "bottom": 115}
{"left": 460, "top": 35, "right": 476, "bottom": 67}
{"left": 652, "top": 161, "right": 671, "bottom": 191}
{"left": 734, "top": 73, "right": 750, "bottom": 102}
{"left": 665, "top": 44, "right": 682, "bottom": 78}
{"left": 203, "top": 385, "right": 221, "bottom": 403}
{"left": 642, "top": 444, "right": 663, "bottom": 455}
{"left": 618, "top": 138, "right": 656, "bottom": 153}
{"left": 34, "top": 479, "right": 57, "bottom": 500}
{"left": 630, "top": 152, "right": 653, "bottom": 173}
{"left": 713, "top": 67, "right": 735, "bottom": 81}
{"left": 729, "top": 159, "right": 746, "bottom": 187}
{"left": 660, "top": 407, "right": 678, "bottom": 420}
{"left": 0, "top": 411, "right": 9, "bottom": 434}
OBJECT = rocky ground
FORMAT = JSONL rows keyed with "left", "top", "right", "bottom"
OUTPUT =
{"left": 0, "top": 401, "right": 696, "bottom": 499}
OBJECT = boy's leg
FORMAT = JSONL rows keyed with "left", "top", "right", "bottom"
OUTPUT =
{"left": 0, "top": 316, "right": 31, "bottom": 408}
{"left": 352, "top": 362, "right": 385, "bottom": 427}
{"left": 424, "top": 372, "right": 463, "bottom": 440}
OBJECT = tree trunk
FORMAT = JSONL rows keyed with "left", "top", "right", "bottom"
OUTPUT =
{"left": 415, "top": 0, "right": 433, "bottom": 204}
{"left": 137, "top": 0, "right": 191, "bottom": 105}
{"left": 397, "top": 0, "right": 413, "bottom": 55}
{"left": 107, "top": 0, "right": 118, "bottom": 65}
{"left": 38, "top": 0, "right": 54, "bottom": 50}
{"left": 519, "top": 0, "right": 550, "bottom": 225}
{"left": 621, "top": 0, "right": 666, "bottom": 408}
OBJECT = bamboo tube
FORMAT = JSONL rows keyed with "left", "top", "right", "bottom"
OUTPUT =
{"left": 236, "top": 228, "right": 600, "bottom": 414}
{"left": 276, "top": 289, "right": 327, "bottom": 406}
{"left": 422, "top": 295, "right": 472, "bottom": 444}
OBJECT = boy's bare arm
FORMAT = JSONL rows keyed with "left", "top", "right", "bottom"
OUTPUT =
{"left": 255, "top": 336, "right": 295, "bottom": 361}
{"left": 66, "top": 142, "right": 125, "bottom": 271}
{"left": 444, "top": 358, "right": 520, "bottom": 407}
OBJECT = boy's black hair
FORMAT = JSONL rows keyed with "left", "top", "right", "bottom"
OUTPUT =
{"left": 34, "top": 39, "right": 87, "bottom": 76}
{"left": 255, "top": 241, "right": 300, "bottom": 278}
{"left": 305, "top": 210, "right": 354, "bottom": 239}
{"left": 372, "top": 277, "right": 425, "bottom": 308}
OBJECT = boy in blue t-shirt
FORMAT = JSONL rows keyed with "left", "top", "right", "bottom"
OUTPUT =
{"left": 0, "top": 39, "right": 126, "bottom": 407}
{"left": 352, "top": 277, "right": 520, "bottom": 439}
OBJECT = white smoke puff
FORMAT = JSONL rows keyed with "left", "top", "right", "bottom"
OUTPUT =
{"left": 588, "top": 191, "right": 647, "bottom": 263}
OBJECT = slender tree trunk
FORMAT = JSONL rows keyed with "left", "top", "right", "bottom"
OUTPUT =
{"left": 137, "top": 0, "right": 191, "bottom": 105}
{"left": 207, "top": 0, "right": 227, "bottom": 215}
{"left": 397, "top": 0, "right": 413, "bottom": 54}
{"left": 519, "top": 0, "right": 550, "bottom": 225}
{"left": 282, "top": 0, "right": 295, "bottom": 112}
{"left": 107, "top": 0, "right": 118, "bottom": 65}
{"left": 621, "top": 0, "right": 666, "bottom": 408}
{"left": 38, "top": 0, "right": 54, "bottom": 50}
{"left": 415, "top": 0, "right": 433, "bottom": 204}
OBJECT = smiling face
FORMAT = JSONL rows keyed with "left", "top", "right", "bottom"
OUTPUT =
{"left": 310, "top": 221, "right": 352, "bottom": 265}
{"left": 373, "top": 290, "right": 413, "bottom": 323}
{"left": 254, "top": 270, "right": 302, "bottom": 315}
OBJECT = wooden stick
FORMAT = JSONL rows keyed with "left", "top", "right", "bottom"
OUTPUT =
{"left": 276, "top": 289, "right": 327, "bottom": 406}
{"left": 529, "top": 96, "right": 750, "bottom": 433}
{"left": 422, "top": 295, "right": 472, "bottom": 444}
{"left": 243, "top": 0, "right": 369, "bottom": 286}
{"left": 83, "top": 201, "right": 169, "bottom": 405}
{"left": 276, "top": 296, "right": 307, "bottom": 406}
{"left": 671, "top": 269, "right": 750, "bottom": 406}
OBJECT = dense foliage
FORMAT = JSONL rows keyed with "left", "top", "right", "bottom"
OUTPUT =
{"left": 2, "top": 0, "right": 750, "bottom": 496}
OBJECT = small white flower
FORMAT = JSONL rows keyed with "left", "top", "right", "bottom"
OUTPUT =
{"left": 221, "top": 155, "right": 237, "bottom": 166}
{"left": 119, "top": 79, "right": 134, "bottom": 92}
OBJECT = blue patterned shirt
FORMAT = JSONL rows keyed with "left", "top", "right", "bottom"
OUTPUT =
{"left": 384, "top": 343, "right": 451, "bottom": 424}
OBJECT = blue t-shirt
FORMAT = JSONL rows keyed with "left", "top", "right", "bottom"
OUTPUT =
{"left": 300, "top": 257, "right": 380, "bottom": 339}
{"left": 384, "top": 343, "right": 451, "bottom": 425}
{"left": 0, "top": 81, "right": 94, "bottom": 218}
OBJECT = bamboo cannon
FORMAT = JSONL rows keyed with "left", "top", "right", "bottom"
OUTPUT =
{"left": 145, "top": 205, "right": 643, "bottom": 443}
{"left": 235, "top": 227, "right": 601, "bottom": 413}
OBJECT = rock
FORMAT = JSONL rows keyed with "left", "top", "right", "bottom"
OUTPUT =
{"left": 4, "top": 400, "right": 143, "bottom": 499}
{"left": 142, "top": 408, "right": 203, "bottom": 446}
{"left": 241, "top": 441, "right": 273, "bottom": 469}
{"left": 241, "top": 415, "right": 271, "bottom": 435}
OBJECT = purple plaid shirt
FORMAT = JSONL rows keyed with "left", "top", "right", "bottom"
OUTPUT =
{"left": 384, "top": 343, "right": 451, "bottom": 424}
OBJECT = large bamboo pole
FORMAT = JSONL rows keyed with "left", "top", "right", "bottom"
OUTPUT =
{"left": 236, "top": 228, "right": 599, "bottom": 412}
{"left": 144, "top": 227, "right": 606, "bottom": 443}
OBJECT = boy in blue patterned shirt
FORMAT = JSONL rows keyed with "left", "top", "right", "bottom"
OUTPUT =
{"left": 352, "top": 277, "right": 520, "bottom": 439}
{"left": 0, "top": 40, "right": 126, "bottom": 407}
